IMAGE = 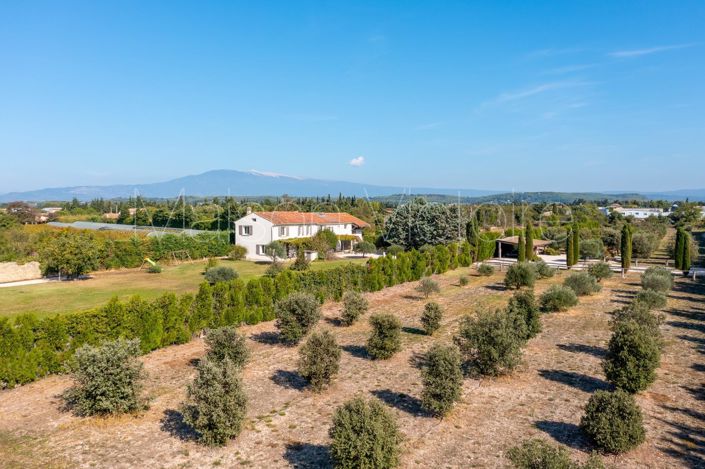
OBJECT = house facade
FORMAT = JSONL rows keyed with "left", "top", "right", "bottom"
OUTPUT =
{"left": 598, "top": 205, "right": 671, "bottom": 219}
{"left": 233, "top": 210, "right": 369, "bottom": 261}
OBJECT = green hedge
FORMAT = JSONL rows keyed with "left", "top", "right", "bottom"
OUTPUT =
{"left": 1, "top": 248, "right": 448, "bottom": 388}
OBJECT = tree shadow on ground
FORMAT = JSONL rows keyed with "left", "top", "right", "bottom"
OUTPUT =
{"left": 323, "top": 317, "right": 344, "bottom": 327}
{"left": 160, "top": 409, "right": 198, "bottom": 441}
{"left": 341, "top": 344, "right": 369, "bottom": 359}
{"left": 538, "top": 369, "right": 611, "bottom": 393}
{"left": 668, "top": 321, "right": 705, "bottom": 334}
{"left": 401, "top": 326, "right": 426, "bottom": 335}
{"left": 271, "top": 370, "right": 308, "bottom": 391}
{"left": 556, "top": 343, "right": 607, "bottom": 359}
{"left": 674, "top": 280, "right": 705, "bottom": 296}
{"left": 484, "top": 283, "right": 507, "bottom": 292}
{"left": 408, "top": 350, "right": 427, "bottom": 370}
{"left": 401, "top": 294, "right": 424, "bottom": 301}
{"left": 371, "top": 389, "right": 430, "bottom": 417}
{"left": 684, "top": 383, "right": 705, "bottom": 401}
{"left": 534, "top": 420, "right": 590, "bottom": 450}
{"left": 283, "top": 442, "right": 332, "bottom": 468}
{"left": 654, "top": 411, "right": 705, "bottom": 469}
{"left": 251, "top": 331, "right": 281, "bottom": 345}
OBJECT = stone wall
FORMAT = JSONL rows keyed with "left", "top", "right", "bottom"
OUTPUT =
{"left": 0, "top": 261, "right": 42, "bottom": 283}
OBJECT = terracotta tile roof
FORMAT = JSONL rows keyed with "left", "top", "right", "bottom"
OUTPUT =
{"left": 255, "top": 211, "right": 370, "bottom": 228}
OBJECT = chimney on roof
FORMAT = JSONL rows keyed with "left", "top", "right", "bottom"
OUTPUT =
{"left": 246, "top": 207, "right": 252, "bottom": 215}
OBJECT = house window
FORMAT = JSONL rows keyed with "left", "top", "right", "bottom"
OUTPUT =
{"left": 278, "top": 226, "right": 288, "bottom": 237}
{"left": 256, "top": 245, "right": 266, "bottom": 255}
{"left": 239, "top": 225, "right": 252, "bottom": 236}
{"left": 304, "top": 225, "right": 312, "bottom": 236}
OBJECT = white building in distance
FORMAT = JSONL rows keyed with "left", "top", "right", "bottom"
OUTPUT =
{"left": 233, "top": 210, "right": 370, "bottom": 261}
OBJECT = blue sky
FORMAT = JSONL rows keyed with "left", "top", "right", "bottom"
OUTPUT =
{"left": 1, "top": 1, "right": 704, "bottom": 193}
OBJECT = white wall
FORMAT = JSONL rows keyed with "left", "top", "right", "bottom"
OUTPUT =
{"left": 233, "top": 214, "right": 274, "bottom": 261}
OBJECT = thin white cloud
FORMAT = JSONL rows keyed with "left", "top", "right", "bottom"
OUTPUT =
{"left": 349, "top": 156, "right": 365, "bottom": 167}
{"left": 524, "top": 47, "right": 585, "bottom": 60}
{"left": 495, "top": 82, "right": 568, "bottom": 103}
{"left": 608, "top": 43, "right": 696, "bottom": 58}
{"left": 543, "top": 63, "right": 598, "bottom": 75}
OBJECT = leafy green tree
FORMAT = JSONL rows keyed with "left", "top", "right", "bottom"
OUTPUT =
{"left": 298, "top": 330, "right": 341, "bottom": 391}
{"left": 204, "top": 266, "right": 238, "bottom": 284}
{"left": 182, "top": 358, "right": 247, "bottom": 446}
{"left": 508, "top": 439, "right": 606, "bottom": 469}
{"left": 633, "top": 289, "right": 667, "bottom": 311}
{"left": 341, "top": 291, "right": 369, "bottom": 326}
{"left": 539, "top": 285, "right": 578, "bottom": 312}
{"left": 566, "top": 228, "right": 575, "bottom": 268}
{"left": 421, "top": 302, "right": 443, "bottom": 335}
{"left": 455, "top": 309, "right": 524, "bottom": 376}
{"left": 421, "top": 344, "right": 463, "bottom": 416}
{"left": 580, "top": 390, "right": 645, "bottom": 454}
{"left": 275, "top": 292, "right": 321, "bottom": 344}
{"left": 603, "top": 320, "right": 660, "bottom": 393}
{"left": 39, "top": 232, "right": 99, "bottom": 278}
{"left": 588, "top": 262, "right": 612, "bottom": 282}
{"left": 367, "top": 314, "right": 402, "bottom": 359}
{"left": 564, "top": 272, "right": 601, "bottom": 296}
{"left": 580, "top": 239, "right": 604, "bottom": 260}
{"left": 507, "top": 290, "right": 541, "bottom": 339}
{"left": 329, "top": 397, "right": 401, "bottom": 469}
{"left": 265, "top": 241, "right": 286, "bottom": 263}
{"left": 504, "top": 263, "right": 536, "bottom": 290}
{"left": 572, "top": 224, "right": 580, "bottom": 265}
{"left": 640, "top": 266, "right": 673, "bottom": 293}
{"left": 204, "top": 326, "right": 249, "bottom": 368}
{"left": 674, "top": 227, "right": 685, "bottom": 269}
{"left": 63, "top": 339, "right": 146, "bottom": 416}
{"left": 416, "top": 277, "right": 440, "bottom": 298}
{"left": 354, "top": 241, "right": 377, "bottom": 257}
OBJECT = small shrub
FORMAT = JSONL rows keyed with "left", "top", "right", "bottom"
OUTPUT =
{"left": 205, "top": 257, "right": 219, "bottom": 271}
{"left": 477, "top": 263, "right": 495, "bottom": 276}
{"left": 275, "top": 292, "right": 321, "bottom": 344}
{"left": 355, "top": 241, "right": 377, "bottom": 257}
{"left": 539, "top": 285, "right": 578, "bottom": 312}
{"left": 421, "top": 344, "right": 463, "bottom": 416}
{"left": 367, "top": 314, "right": 402, "bottom": 359}
{"left": 182, "top": 358, "right": 247, "bottom": 446}
{"left": 612, "top": 303, "right": 663, "bottom": 340}
{"left": 265, "top": 261, "right": 284, "bottom": 278}
{"left": 459, "top": 275, "right": 469, "bottom": 286}
{"left": 580, "top": 239, "right": 605, "bottom": 260}
{"left": 507, "top": 439, "right": 606, "bottom": 469}
{"left": 204, "top": 266, "right": 238, "bottom": 284}
{"left": 580, "top": 390, "right": 645, "bottom": 453}
{"left": 507, "top": 290, "right": 541, "bottom": 340}
{"left": 329, "top": 397, "right": 401, "bottom": 469}
{"left": 504, "top": 263, "right": 536, "bottom": 290}
{"left": 298, "top": 331, "right": 341, "bottom": 391}
{"left": 455, "top": 309, "right": 524, "bottom": 376}
{"left": 386, "top": 244, "right": 405, "bottom": 257}
{"left": 533, "top": 260, "right": 556, "bottom": 279}
{"left": 64, "top": 338, "right": 146, "bottom": 416}
{"left": 341, "top": 291, "right": 369, "bottom": 326}
{"left": 204, "top": 326, "right": 249, "bottom": 368}
{"left": 603, "top": 320, "right": 661, "bottom": 393}
{"left": 290, "top": 248, "right": 310, "bottom": 271}
{"left": 588, "top": 262, "right": 613, "bottom": 282}
{"left": 228, "top": 245, "right": 247, "bottom": 261}
{"left": 416, "top": 277, "right": 440, "bottom": 298}
{"left": 641, "top": 267, "right": 673, "bottom": 293}
{"left": 421, "top": 302, "right": 443, "bottom": 335}
{"left": 147, "top": 263, "right": 162, "bottom": 273}
{"left": 633, "top": 289, "right": 667, "bottom": 311}
{"left": 564, "top": 272, "right": 601, "bottom": 296}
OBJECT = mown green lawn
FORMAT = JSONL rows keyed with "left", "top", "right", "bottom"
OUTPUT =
{"left": 0, "top": 257, "right": 368, "bottom": 319}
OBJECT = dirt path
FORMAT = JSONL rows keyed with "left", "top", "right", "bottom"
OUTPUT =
{"left": 1, "top": 269, "right": 703, "bottom": 468}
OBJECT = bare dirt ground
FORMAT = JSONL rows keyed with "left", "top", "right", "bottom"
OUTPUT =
{"left": 1, "top": 268, "right": 704, "bottom": 469}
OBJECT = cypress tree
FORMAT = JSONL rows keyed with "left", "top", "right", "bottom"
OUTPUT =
{"left": 524, "top": 221, "right": 534, "bottom": 261}
{"left": 572, "top": 224, "right": 580, "bottom": 264}
{"left": 566, "top": 228, "right": 574, "bottom": 267}
{"left": 682, "top": 231, "right": 691, "bottom": 273}
{"left": 621, "top": 224, "right": 632, "bottom": 271}
{"left": 674, "top": 228, "right": 684, "bottom": 270}
{"left": 517, "top": 233, "right": 526, "bottom": 262}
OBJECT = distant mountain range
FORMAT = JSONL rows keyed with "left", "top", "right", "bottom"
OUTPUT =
{"left": 0, "top": 169, "right": 703, "bottom": 203}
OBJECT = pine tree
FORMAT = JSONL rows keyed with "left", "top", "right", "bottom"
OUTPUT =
{"left": 566, "top": 228, "right": 574, "bottom": 268}
{"left": 621, "top": 224, "right": 632, "bottom": 271}
{"left": 524, "top": 221, "right": 534, "bottom": 261}
{"left": 517, "top": 233, "right": 526, "bottom": 262}
{"left": 572, "top": 224, "right": 580, "bottom": 264}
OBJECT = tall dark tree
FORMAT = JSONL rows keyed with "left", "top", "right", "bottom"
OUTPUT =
{"left": 517, "top": 233, "right": 526, "bottom": 262}
{"left": 621, "top": 224, "right": 632, "bottom": 272}
{"left": 524, "top": 221, "right": 534, "bottom": 261}
{"left": 566, "top": 228, "right": 575, "bottom": 268}
{"left": 682, "top": 231, "right": 692, "bottom": 273}
{"left": 572, "top": 224, "right": 580, "bottom": 264}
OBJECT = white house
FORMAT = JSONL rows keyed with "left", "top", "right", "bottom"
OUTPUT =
{"left": 233, "top": 210, "right": 370, "bottom": 261}
{"left": 598, "top": 205, "right": 670, "bottom": 219}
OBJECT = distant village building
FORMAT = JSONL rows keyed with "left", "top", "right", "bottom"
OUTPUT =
{"left": 598, "top": 205, "right": 670, "bottom": 219}
{"left": 233, "top": 210, "right": 369, "bottom": 261}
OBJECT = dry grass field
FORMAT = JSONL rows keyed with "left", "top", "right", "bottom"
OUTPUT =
{"left": 0, "top": 267, "right": 703, "bottom": 468}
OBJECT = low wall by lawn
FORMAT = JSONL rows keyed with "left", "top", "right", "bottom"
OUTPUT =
{"left": 0, "top": 262, "right": 42, "bottom": 284}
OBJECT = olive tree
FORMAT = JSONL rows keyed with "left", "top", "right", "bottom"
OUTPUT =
{"left": 275, "top": 292, "right": 321, "bottom": 344}
{"left": 421, "top": 344, "right": 463, "bottom": 417}
{"left": 298, "top": 331, "right": 341, "bottom": 391}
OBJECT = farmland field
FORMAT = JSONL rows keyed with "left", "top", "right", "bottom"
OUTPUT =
{"left": 0, "top": 258, "right": 367, "bottom": 318}
{"left": 1, "top": 267, "right": 703, "bottom": 468}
